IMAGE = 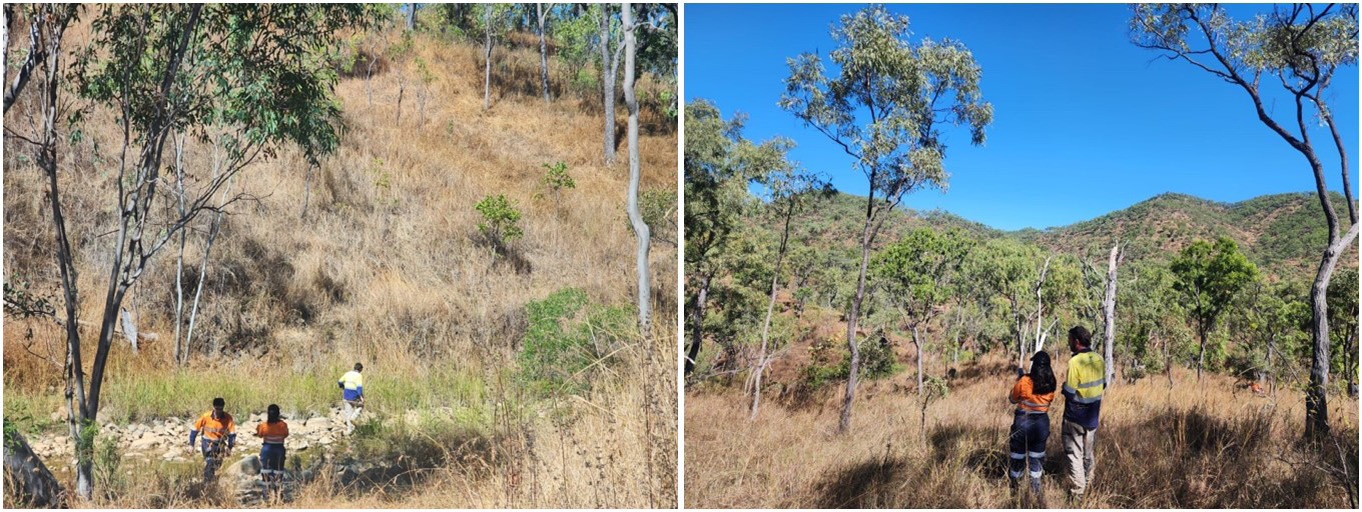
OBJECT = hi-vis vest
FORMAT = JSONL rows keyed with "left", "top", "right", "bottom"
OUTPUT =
{"left": 1063, "top": 351, "right": 1106, "bottom": 404}
{"left": 1062, "top": 350, "right": 1106, "bottom": 428}
{"left": 339, "top": 370, "right": 364, "bottom": 401}
{"left": 256, "top": 421, "right": 289, "bottom": 445}
{"left": 193, "top": 411, "right": 235, "bottom": 441}
{"left": 1009, "top": 375, "right": 1055, "bottom": 415}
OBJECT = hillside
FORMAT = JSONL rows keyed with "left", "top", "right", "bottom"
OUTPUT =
{"left": 1014, "top": 191, "right": 1359, "bottom": 276}
{"left": 784, "top": 190, "right": 1358, "bottom": 278}
{"left": 3, "top": 9, "right": 676, "bottom": 509}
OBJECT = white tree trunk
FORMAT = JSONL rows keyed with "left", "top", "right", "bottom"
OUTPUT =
{"left": 1102, "top": 244, "right": 1120, "bottom": 386}
{"left": 537, "top": 3, "right": 550, "bottom": 103}
{"left": 483, "top": 7, "right": 492, "bottom": 111}
{"left": 622, "top": 2, "right": 649, "bottom": 331}
{"left": 173, "top": 132, "right": 187, "bottom": 364}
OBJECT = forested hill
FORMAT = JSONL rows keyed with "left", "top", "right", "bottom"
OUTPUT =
{"left": 793, "top": 190, "right": 1358, "bottom": 277}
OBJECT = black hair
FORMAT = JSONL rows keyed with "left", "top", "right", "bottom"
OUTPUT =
{"left": 267, "top": 404, "right": 281, "bottom": 424}
{"left": 1068, "top": 326, "right": 1092, "bottom": 349}
{"left": 1029, "top": 351, "right": 1057, "bottom": 395}
{"left": 212, "top": 397, "right": 225, "bottom": 408}
{"left": 354, "top": 362, "right": 364, "bottom": 371}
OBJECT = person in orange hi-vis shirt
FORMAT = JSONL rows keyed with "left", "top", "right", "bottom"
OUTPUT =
{"left": 189, "top": 397, "right": 236, "bottom": 482}
{"left": 254, "top": 404, "right": 290, "bottom": 489}
{"left": 1007, "top": 350, "right": 1057, "bottom": 501}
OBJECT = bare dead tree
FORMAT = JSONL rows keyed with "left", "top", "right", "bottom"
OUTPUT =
{"left": 1102, "top": 244, "right": 1120, "bottom": 387}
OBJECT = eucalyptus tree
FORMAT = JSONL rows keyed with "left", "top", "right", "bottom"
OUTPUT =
{"left": 871, "top": 228, "right": 973, "bottom": 396}
{"left": 1, "top": 5, "right": 77, "bottom": 506}
{"left": 1326, "top": 268, "right": 1358, "bottom": 396}
{"left": 1132, "top": 2, "right": 1359, "bottom": 437}
{"left": 478, "top": 3, "right": 511, "bottom": 110}
{"left": 683, "top": 99, "right": 793, "bottom": 375}
{"left": 779, "top": 5, "right": 992, "bottom": 433}
{"left": 621, "top": 1, "right": 653, "bottom": 330}
{"left": 50, "top": 4, "right": 377, "bottom": 498}
{"left": 1120, "top": 260, "right": 1186, "bottom": 387}
{"left": 1169, "top": 237, "right": 1259, "bottom": 381}
{"left": 967, "top": 239, "right": 1071, "bottom": 369}
{"left": 599, "top": 4, "right": 622, "bottom": 163}
{"left": 1240, "top": 278, "right": 1310, "bottom": 393}
{"left": 749, "top": 163, "right": 832, "bottom": 418}
{"left": 536, "top": 3, "right": 553, "bottom": 102}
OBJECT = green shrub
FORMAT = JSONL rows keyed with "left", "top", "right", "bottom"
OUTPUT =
{"left": 475, "top": 194, "right": 523, "bottom": 248}
{"left": 802, "top": 336, "right": 901, "bottom": 389}
{"left": 516, "top": 288, "right": 633, "bottom": 395}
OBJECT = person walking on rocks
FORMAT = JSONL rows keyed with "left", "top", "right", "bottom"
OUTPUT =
{"left": 338, "top": 363, "right": 365, "bottom": 435}
{"left": 254, "top": 404, "right": 289, "bottom": 489}
{"left": 189, "top": 397, "right": 236, "bottom": 482}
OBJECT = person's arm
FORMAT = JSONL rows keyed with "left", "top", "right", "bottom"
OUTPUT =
{"left": 226, "top": 418, "right": 237, "bottom": 450}
{"left": 1009, "top": 377, "right": 1027, "bottom": 404}
{"left": 190, "top": 416, "right": 203, "bottom": 446}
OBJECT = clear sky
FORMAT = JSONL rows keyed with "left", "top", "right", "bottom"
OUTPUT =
{"left": 684, "top": 3, "right": 1360, "bottom": 231}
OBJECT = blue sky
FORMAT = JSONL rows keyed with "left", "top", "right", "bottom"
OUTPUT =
{"left": 684, "top": 3, "right": 1360, "bottom": 231}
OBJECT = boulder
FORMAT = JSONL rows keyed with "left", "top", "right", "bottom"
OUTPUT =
{"left": 223, "top": 455, "right": 262, "bottom": 478}
{"left": 128, "top": 437, "right": 160, "bottom": 452}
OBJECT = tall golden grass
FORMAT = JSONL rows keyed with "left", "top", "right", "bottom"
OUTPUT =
{"left": 3, "top": 24, "right": 676, "bottom": 508}
{"left": 685, "top": 352, "right": 1358, "bottom": 508}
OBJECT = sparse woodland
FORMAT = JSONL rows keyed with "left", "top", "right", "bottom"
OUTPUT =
{"left": 3, "top": 3, "right": 677, "bottom": 508}
{"left": 685, "top": 4, "right": 1358, "bottom": 508}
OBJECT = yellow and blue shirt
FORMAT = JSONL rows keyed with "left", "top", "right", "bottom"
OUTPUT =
{"left": 338, "top": 370, "right": 364, "bottom": 401}
{"left": 1061, "top": 349, "right": 1106, "bottom": 429}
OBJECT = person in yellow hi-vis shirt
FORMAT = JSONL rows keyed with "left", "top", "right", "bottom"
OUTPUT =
{"left": 338, "top": 363, "right": 365, "bottom": 435}
{"left": 1061, "top": 326, "right": 1105, "bottom": 503}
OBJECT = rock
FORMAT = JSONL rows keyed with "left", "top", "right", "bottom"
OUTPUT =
{"left": 50, "top": 411, "right": 63, "bottom": 422}
{"left": 295, "top": 440, "right": 310, "bottom": 451}
{"left": 224, "top": 455, "right": 262, "bottom": 478}
{"left": 129, "top": 437, "right": 160, "bottom": 451}
{"left": 306, "top": 418, "right": 330, "bottom": 430}
{"left": 316, "top": 437, "right": 333, "bottom": 446}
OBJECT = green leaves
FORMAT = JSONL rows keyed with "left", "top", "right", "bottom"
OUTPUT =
{"left": 872, "top": 227, "right": 973, "bottom": 321}
{"left": 779, "top": 5, "right": 992, "bottom": 198}
{"left": 541, "top": 161, "right": 576, "bottom": 193}
{"left": 475, "top": 194, "right": 524, "bottom": 248}
{"left": 1170, "top": 236, "right": 1259, "bottom": 333}
{"left": 74, "top": 4, "right": 383, "bottom": 166}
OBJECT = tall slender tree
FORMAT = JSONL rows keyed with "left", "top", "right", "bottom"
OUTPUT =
{"left": 1132, "top": 2, "right": 1359, "bottom": 438}
{"left": 780, "top": 5, "right": 992, "bottom": 433}
{"left": 749, "top": 165, "right": 832, "bottom": 418}
{"left": 54, "top": 5, "right": 376, "bottom": 497}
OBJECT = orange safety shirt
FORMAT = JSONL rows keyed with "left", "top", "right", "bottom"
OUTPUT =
{"left": 1009, "top": 376, "right": 1055, "bottom": 414}
{"left": 256, "top": 421, "right": 289, "bottom": 445}
{"left": 193, "top": 411, "right": 236, "bottom": 440}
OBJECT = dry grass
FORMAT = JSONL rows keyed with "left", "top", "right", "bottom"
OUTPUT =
{"left": 685, "top": 353, "right": 1358, "bottom": 508}
{"left": 4, "top": 25, "right": 676, "bottom": 508}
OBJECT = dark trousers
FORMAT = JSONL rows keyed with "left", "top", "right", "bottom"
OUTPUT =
{"left": 1008, "top": 412, "right": 1049, "bottom": 482}
{"left": 260, "top": 443, "right": 286, "bottom": 480}
{"left": 200, "top": 438, "right": 226, "bottom": 480}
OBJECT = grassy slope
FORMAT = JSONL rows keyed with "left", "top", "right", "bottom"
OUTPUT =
{"left": 3, "top": 27, "right": 676, "bottom": 508}
{"left": 687, "top": 351, "right": 1360, "bottom": 508}
{"left": 691, "top": 186, "right": 1361, "bottom": 508}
